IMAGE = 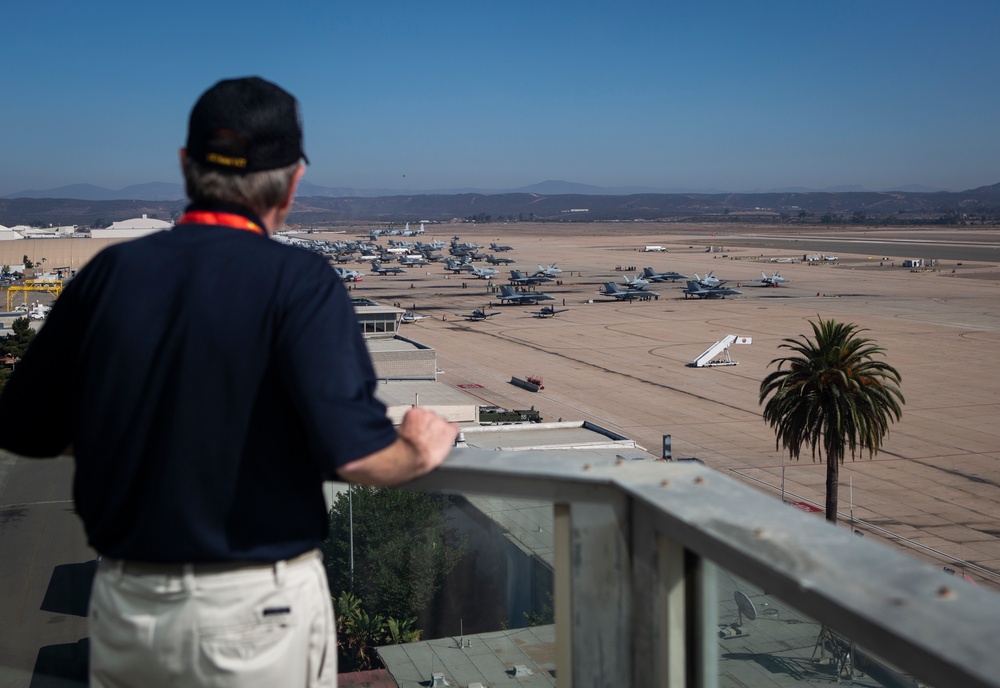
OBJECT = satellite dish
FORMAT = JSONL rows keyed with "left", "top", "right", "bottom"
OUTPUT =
{"left": 720, "top": 590, "right": 757, "bottom": 639}
{"left": 734, "top": 590, "right": 757, "bottom": 624}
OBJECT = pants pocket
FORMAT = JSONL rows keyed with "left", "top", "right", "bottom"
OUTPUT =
{"left": 199, "top": 609, "right": 295, "bottom": 672}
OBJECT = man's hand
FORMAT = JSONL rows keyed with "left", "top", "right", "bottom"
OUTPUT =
{"left": 337, "top": 407, "right": 459, "bottom": 487}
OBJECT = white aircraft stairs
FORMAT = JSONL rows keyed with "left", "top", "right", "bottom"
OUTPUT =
{"left": 691, "top": 334, "right": 752, "bottom": 367}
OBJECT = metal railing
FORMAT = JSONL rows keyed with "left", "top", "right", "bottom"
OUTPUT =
{"left": 407, "top": 448, "right": 1000, "bottom": 688}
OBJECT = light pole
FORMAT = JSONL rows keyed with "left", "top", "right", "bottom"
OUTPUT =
{"left": 349, "top": 484, "right": 355, "bottom": 593}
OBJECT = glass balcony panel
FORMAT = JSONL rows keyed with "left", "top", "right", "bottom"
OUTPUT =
{"left": 716, "top": 568, "right": 920, "bottom": 688}
{"left": 323, "top": 484, "right": 557, "bottom": 684}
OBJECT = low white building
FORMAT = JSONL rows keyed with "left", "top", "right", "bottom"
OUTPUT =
{"left": 0, "top": 224, "right": 22, "bottom": 241}
{"left": 91, "top": 214, "right": 173, "bottom": 239}
{"left": 3, "top": 225, "right": 76, "bottom": 238}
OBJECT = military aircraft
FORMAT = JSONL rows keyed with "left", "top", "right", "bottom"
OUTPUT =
{"left": 444, "top": 257, "right": 475, "bottom": 274}
{"left": 469, "top": 264, "right": 499, "bottom": 279}
{"left": 597, "top": 282, "right": 656, "bottom": 301}
{"left": 682, "top": 281, "right": 743, "bottom": 299}
{"left": 370, "top": 261, "right": 407, "bottom": 275}
{"left": 509, "top": 269, "right": 554, "bottom": 286}
{"left": 620, "top": 273, "right": 651, "bottom": 290}
{"left": 535, "top": 264, "right": 562, "bottom": 277}
{"left": 455, "top": 308, "right": 500, "bottom": 321}
{"left": 334, "top": 267, "right": 364, "bottom": 282}
{"left": 642, "top": 267, "right": 689, "bottom": 283}
{"left": 497, "top": 285, "right": 555, "bottom": 305}
{"left": 693, "top": 272, "right": 726, "bottom": 288}
{"left": 400, "top": 254, "right": 431, "bottom": 267}
{"left": 756, "top": 271, "right": 790, "bottom": 286}
{"left": 416, "top": 240, "right": 447, "bottom": 252}
{"left": 486, "top": 254, "right": 516, "bottom": 266}
{"left": 400, "top": 311, "right": 430, "bottom": 323}
{"left": 449, "top": 240, "right": 481, "bottom": 256}
{"left": 489, "top": 242, "right": 514, "bottom": 252}
{"left": 528, "top": 306, "right": 568, "bottom": 318}
{"left": 386, "top": 239, "right": 415, "bottom": 252}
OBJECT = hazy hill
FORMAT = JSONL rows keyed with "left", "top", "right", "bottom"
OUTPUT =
{"left": 1, "top": 183, "right": 997, "bottom": 227}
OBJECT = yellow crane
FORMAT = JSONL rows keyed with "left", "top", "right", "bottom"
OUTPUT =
{"left": 5, "top": 279, "right": 63, "bottom": 313}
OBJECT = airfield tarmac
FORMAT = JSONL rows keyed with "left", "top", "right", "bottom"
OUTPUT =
{"left": 342, "top": 222, "right": 1000, "bottom": 589}
{"left": 3, "top": 223, "right": 1000, "bottom": 590}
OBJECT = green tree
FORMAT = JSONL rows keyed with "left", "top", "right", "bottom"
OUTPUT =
{"left": 322, "top": 487, "right": 465, "bottom": 622}
{"left": 759, "top": 318, "right": 904, "bottom": 524}
{"left": 3, "top": 317, "right": 36, "bottom": 358}
{"left": 333, "top": 591, "right": 421, "bottom": 671}
{"left": 0, "top": 317, "right": 37, "bottom": 395}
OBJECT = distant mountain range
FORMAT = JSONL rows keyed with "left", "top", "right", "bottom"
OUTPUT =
{"left": 1, "top": 179, "right": 964, "bottom": 202}
{"left": 2, "top": 181, "right": 997, "bottom": 227}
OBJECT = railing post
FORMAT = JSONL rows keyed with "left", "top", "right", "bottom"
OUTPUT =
{"left": 634, "top": 504, "right": 718, "bottom": 688}
{"left": 689, "top": 555, "right": 718, "bottom": 688}
{"left": 554, "top": 503, "right": 573, "bottom": 686}
{"left": 555, "top": 497, "right": 632, "bottom": 686}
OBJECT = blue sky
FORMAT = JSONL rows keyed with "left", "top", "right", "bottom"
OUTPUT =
{"left": 2, "top": 0, "right": 997, "bottom": 196}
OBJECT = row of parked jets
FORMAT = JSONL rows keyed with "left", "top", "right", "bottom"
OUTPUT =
{"left": 279, "top": 231, "right": 794, "bottom": 322}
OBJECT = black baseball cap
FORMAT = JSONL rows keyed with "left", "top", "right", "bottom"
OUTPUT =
{"left": 186, "top": 77, "right": 308, "bottom": 173}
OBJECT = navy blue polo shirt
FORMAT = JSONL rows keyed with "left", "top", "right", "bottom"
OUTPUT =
{"left": 0, "top": 205, "right": 397, "bottom": 562}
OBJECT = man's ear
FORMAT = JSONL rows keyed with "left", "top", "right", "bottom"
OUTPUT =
{"left": 280, "top": 165, "right": 306, "bottom": 211}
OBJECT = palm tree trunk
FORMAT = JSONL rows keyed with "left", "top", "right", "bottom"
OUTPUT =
{"left": 825, "top": 456, "right": 839, "bottom": 524}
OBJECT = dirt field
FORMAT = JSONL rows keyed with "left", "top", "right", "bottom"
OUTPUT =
{"left": 4, "top": 222, "right": 1000, "bottom": 588}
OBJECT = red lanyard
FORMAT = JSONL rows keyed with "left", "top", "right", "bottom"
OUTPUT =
{"left": 177, "top": 211, "right": 264, "bottom": 235}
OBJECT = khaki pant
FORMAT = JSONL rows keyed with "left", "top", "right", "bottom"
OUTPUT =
{"left": 89, "top": 550, "right": 336, "bottom": 688}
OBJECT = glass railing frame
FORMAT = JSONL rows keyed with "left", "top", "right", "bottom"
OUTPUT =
{"left": 403, "top": 447, "right": 1000, "bottom": 688}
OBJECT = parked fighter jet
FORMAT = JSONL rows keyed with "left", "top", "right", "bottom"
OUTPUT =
{"left": 642, "top": 267, "right": 689, "bottom": 283}
{"left": 455, "top": 308, "right": 500, "bottom": 321}
{"left": 756, "top": 271, "right": 790, "bottom": 286}
{"left": 620, "top": 273, "right": 651, "bottom": 290}
{"left": 370, "top": 261, "right": 407, "bottom": 275}
{"left": 489, "top": 242, "right": 514, "bottom": 252}
{"left": 444, "top": 257, "right": 475, "bottom": 274}
{"left": 416, "top": 240, "right": 447, "bottom": 252}
{"left": 486, "top": 254, "right": 516, "bottom": 266}
{"left": 528, "top": 306, "right": 568, "bottom": 318}
{"left": 683, "top": 281, "right": 743, "bottom": 299}
{"left": 693, "top": 272, "right": 727, "bottom": 288}
{"left": 597, "top": 282, "right": 656, "bottom": 301}
{"left": 535, "top": 264, "right": 562, "bottom": 277}
{"left": 469, "top": 264, "right": 499, "bottom": 279}
{"left": 334, "top": 267, "right": 364, "bottom": 282}
{"left": 509, "top": 269, "right": 553, "bottom": 286}
{"left": 400, "top": 254, "right": 431, "bottom": 266}
{"left": 497, "top": 285, "right": 555, "bottom": 305}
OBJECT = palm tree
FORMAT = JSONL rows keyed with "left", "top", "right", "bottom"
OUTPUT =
{"left": 759, "top": 318, "right": 904, "bottom": 524}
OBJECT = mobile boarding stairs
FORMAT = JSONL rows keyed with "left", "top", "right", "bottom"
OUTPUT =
{"left": 691, "top": 334, "right": 752, "bottom": 367}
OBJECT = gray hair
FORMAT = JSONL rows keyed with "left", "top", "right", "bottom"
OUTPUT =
{"left": 183, "top": 158, "right": 300, "bottom": 215}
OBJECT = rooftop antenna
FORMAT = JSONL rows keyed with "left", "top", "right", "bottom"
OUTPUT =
{"left": 780, "top": 449, "right": 786, "bottom": 504}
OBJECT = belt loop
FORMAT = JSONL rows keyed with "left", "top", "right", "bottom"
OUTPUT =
{"left": 274, "top": 559, "right": 287, "bottom": 587}
{"left": 183, "top": 564, "right": 195, "bottom": 592}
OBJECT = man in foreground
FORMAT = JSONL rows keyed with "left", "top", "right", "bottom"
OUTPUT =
{"left": 0, "top": 76, "right": 458, "bottom": 687}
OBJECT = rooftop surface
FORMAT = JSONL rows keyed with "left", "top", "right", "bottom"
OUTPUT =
{"left": 378, "top": 625, "right": 557, "bottom": 687}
